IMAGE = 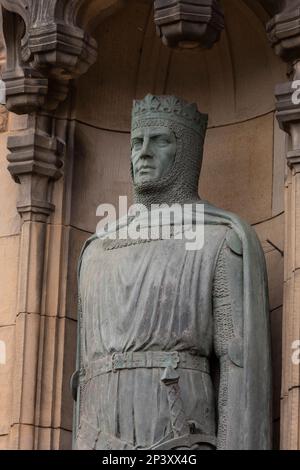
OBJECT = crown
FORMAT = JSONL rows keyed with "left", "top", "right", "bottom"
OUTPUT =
{"left": 132, "top": 94, "right": 208, "bottom": 136}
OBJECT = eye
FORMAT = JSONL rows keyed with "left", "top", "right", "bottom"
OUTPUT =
{"left": 155, "top": 136, "right": 171, "bottom": 147}
{"left": 132, "top": 139, "right": 143, "bottom": 151}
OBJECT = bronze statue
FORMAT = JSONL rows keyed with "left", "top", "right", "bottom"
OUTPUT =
{"left": 71, "top": 95, "right": 272, "bottom": 450}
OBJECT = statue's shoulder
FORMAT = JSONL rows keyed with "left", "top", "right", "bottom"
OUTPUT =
{"left": 80, "top": 233, "right": 98, "bottom": 256}
{"left": 203, "top": 202, "right": 261, "bottom": 257}
{"left": 225, "top": 229, "right": 243, "bottom": 256}
{"left": 77, "top": 234, "right": 100, "bottom": 277}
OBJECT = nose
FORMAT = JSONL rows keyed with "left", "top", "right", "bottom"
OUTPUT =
{"left": 139, "top": 136, "right": 153, "bottom": 159}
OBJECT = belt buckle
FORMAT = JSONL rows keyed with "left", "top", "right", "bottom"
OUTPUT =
{"left": 112, "top": 352, "right": 125, "bottom": 372}
{"left": 167, "top": 351, "right": 180, "bottom": 369}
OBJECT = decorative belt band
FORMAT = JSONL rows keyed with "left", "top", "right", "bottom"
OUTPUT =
{"left": 78, "top": 351, "right": 210, "bottom": 384}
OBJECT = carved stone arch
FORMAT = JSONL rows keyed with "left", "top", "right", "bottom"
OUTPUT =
{"left": 76, "top": 0, "right": 126, "bottom": 33}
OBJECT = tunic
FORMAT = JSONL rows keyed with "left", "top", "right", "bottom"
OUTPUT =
{"left": 75, "top": 223, "right": 238, "bottom": 450}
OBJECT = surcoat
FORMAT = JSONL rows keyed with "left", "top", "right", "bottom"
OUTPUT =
{"left": 72, "top": 204, "right": 271, "bottom": 450}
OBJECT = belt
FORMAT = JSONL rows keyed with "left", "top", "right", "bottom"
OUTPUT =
{"left": 77, "top": 351, "right": 209, "bottom": 385}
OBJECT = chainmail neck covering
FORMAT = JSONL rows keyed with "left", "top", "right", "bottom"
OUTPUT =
{"left": 131, "top": 96, "right": 208, "bottom": 208}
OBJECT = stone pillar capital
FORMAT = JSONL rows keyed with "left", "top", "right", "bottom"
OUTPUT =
{"left": 0, "top": 0, "right": 98, "bottom": 218}
{"left": 153, "top": 0, "right": 224, "bottom": 49}
{"left": 267, "top": 0, "right": 300, "bottom": 63}
{"left": 266, "top": 2, "right": 300, "bottom": 170}
{"left": 274, "top": 78, "right": 300, "bottom": 172}
{"left": 275, "top": 81, "right": 300, "bottom": 130}
{"left": 0, "top": 0, "right": 97, "bottom": 113}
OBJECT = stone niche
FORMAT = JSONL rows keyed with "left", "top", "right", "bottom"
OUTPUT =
{"left": 61, "top": 0, "right": 286, "bottom": 448}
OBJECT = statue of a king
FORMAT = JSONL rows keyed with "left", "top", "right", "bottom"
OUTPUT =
{"left": 71, "top": 94, "right": 272, "bottom": 450}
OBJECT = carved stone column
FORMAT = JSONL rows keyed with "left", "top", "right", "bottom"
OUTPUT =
{"left": 0, "top": 0, "right": 97, "bottom": 449}
{"left": 267, "top": 0, "right": 300, "bottom": 450}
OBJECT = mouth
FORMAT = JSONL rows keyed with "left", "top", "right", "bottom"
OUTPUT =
{"left": 138, "top": 166, "right": 155, "bottom": 173}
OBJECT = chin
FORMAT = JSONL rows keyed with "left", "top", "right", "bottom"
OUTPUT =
{"left": 138, "top": 176, "right": 156, "bottom": 184}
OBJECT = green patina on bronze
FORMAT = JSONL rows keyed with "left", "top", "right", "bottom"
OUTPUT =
{"left": 72, "top": 95, "right": 272, "bottom": 450}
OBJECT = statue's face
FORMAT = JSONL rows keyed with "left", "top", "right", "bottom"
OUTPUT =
{"left": 131, "top": 127, "right": 176, "bottom": 184}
